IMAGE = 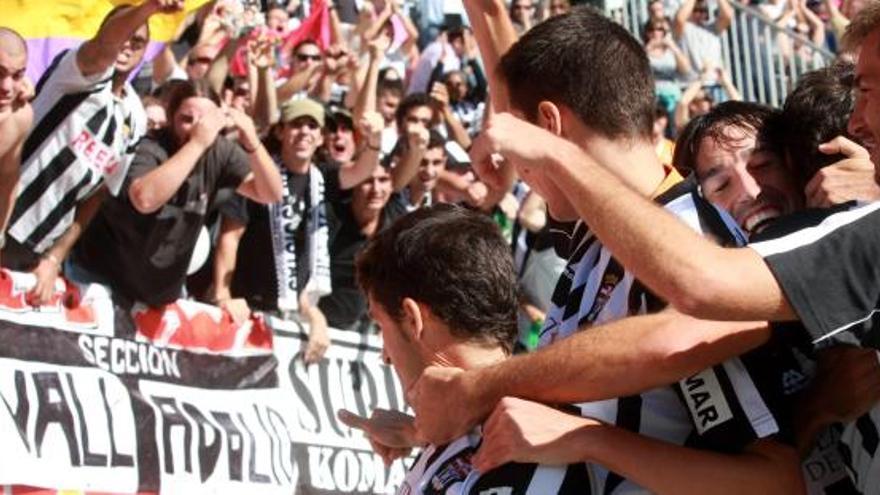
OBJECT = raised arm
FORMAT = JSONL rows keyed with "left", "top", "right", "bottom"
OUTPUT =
{"left": 715, "top": 0, "right": 734, "bottom": 34}
{"left": 354, "top": 32, "right": 390, "bottom": 123}
{"left": 390, "top": 125, "right": 429, "bottom": 192}
{"left": 250, "top": 36, "right": 280, "bottom": 129}
{"left": 338, "top": 111, "right": 383, "bottom": 189}
{"left": 462, "top": 0, "right": 519, "bottom": 112}
{"left": 129, "top": 105, "right": 225, "bottom": 214}
{"left": 78, "top": 0, "right": 184, "bottom": 77}
{"left": 674, "top": 0, "right": 697, "bottom": 39}
{"left": 228, "top": 108, "right": 284, "bottom": 204}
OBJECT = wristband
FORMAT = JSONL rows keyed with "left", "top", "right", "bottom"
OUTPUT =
{"left": 241, "top": 142, "right": 258, "bottom": 154}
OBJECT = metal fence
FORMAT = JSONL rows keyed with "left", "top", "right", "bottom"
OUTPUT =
{"left": 616, "top": 0, "right": 837, "bottom": 107}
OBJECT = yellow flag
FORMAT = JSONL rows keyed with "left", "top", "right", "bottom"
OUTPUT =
{"left": 2, "top": 0, "right": 213, "bottom": 42}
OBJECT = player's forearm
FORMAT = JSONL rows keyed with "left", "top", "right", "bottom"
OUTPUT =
{"left": 242, "top": 145, "right": 284, "bottom": 204}
{"left": 79, "top": 3, "right": 158, "bottom": 75}
{"left": 128, "top": 141, "right": 207, "bottom": 214}
{"left": 544, "top": 144, "right": 791, "bottom": 321}
{"left": 391, "top": 147, "right": 425, "bottom": 192}
{"left": 473, "top": 311, "right": 770, "bottom": 406}
{"left": 582, "top": 429, "right": 804, "bottom": 495}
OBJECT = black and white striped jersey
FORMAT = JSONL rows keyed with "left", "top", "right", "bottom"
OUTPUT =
{"left": 750, "top": 201, "right": 880, "bottom": 495}
{"left": 399, "top": 428, "right": 596, "bottom": 495}
{"left": 538, "top": 175, "right": 785, "bottom": 494}
{"left": 7, "top": 47, "right": 146, "bottom": 253}
{"left": 837, "top": 407, "right": 880, "bottom": 494}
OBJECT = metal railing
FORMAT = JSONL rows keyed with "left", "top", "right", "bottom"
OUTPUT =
{"left": 616, "top": 0, "right": 837, "bottom": 107}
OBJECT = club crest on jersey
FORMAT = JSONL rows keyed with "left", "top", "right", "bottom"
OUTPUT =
{"left": 680, "top": 368, "right": 734, "bottom": 434}
{"left": 430, "top": 453, "right": 474, "bottom": 492}
{"left": 585, "top": 272, "right": 620, "bottom": 321}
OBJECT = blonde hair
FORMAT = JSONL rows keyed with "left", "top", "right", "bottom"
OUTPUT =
{"left": 842, "top": 1, "right": 880, "bottom": 52}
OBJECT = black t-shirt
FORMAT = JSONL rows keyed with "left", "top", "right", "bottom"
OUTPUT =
{"left": 73, "top": 131, "right": 251, "bottom": 307}
{"left": 224, "top": 162, "right": 341, "bottom": 312}
{"left": 318, "top": 195, "right": 405, "bottom": 330}
{"left": 750, "top": 202, "right": 880, "bottom": 349}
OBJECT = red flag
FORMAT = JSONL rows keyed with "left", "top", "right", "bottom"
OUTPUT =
{"left": 229, "top": 1, "right": 331, "bottom": 78}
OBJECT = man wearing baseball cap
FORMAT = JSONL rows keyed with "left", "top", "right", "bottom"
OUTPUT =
{"left": 211, "top": 98, "right": 384, "bottom": 363}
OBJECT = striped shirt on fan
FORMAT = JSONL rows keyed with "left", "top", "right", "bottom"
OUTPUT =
{"left": 7, "top": 47, "right": 146, "bottom": 254}
{"left": 538, "top": 173, "right": 787, "bottom": 494}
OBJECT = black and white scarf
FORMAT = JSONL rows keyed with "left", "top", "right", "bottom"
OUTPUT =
{"left": 268, "top": 166, "right": 332, "bottom": 312}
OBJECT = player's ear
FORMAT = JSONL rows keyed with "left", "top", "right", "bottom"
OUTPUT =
{"left": 536, "top": 101, "right": 563, "bottom": 136}
{"left": 400, "top": 297, "right": 424, "bottom": 341}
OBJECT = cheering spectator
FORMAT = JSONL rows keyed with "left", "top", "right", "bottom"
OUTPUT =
{"left": 318, "top": 164, "right": 406, "bottom": 331}
{"left": 673, "top": 0, "right": 733, "bottom": 81}
{"left": 644, "top": 17, "right": 692, "bottom": 114}
{"left": 210, "top": 99, "right": 383, "bottom": 363}
{"left": 2, "top": 1, "right": 185, "bottom": 305}
{"left": 548, "top": 0, "right": 572, "bottom": 17}
{"left": 0, "top": 29, "right": 33, "bottom": 268}
{"left": 510, "top": 0, "right": 538, "bottom": 34}
{"left": 67, "top": 79, "right": 283, "bottom": 307}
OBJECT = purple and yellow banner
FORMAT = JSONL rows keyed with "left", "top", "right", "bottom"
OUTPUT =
{"left": 1, "top": 0, "right": 213, "bottom": 83}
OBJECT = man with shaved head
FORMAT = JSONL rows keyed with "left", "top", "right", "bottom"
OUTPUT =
{"left": 1, "top": 0, "right": 184, "bottom": 305}
{"left": 0, "top": 28, "right": 33, "bottom": 269}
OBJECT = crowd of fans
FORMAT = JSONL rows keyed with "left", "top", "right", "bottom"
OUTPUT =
{"left": 3, "top": 0, "right": 880, "bottom": 493}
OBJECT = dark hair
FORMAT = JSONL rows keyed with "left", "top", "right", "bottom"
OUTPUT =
{"left": 395, "top": 92, "right": 435, "bottom": 129}
{"left": 654, "top": 102, "right": 669, "bottom": 121}
{"left": 378, "top": 77, "right": 405, "bottom": 98}
{"left": 499, "top": 5, "right": 655, "bottom": 140}
{"left": 673, "top": 101, "right": 779, "bottom": 174}
{"left": 165, "top": 79, "right": 222, "bottom": 123}
{"left": 427, "top": 130, "right": 446, "bottom": 151}
{"left": 642, "top": 18, "right": 670, "bottom": 41}
{"left": 356, "top": 204, "right": 518, "bottom": 353}
{"left": 779, "top": 61, "right": 856, "bottom": 188}
{"left": 447, "top": 26, "right": 466, "bottom": 44}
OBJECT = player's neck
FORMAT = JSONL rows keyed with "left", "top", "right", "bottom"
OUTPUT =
{"left": 428, "top": 342, "right": 507, "bottom": 372}
{"left": 586, "top": 137, "right": 668, "bottom": 197}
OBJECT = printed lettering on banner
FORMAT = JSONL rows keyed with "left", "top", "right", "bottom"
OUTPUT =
{"left": 0, "top": 360, "right": 138, "bottom": 493}
{"left": 271, "top": 318, "right": 410, "bottom": 494}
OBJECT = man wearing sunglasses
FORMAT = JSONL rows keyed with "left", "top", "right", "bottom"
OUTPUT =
{"left": 1, "top": 0, "right": 185, "bottom": 305}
